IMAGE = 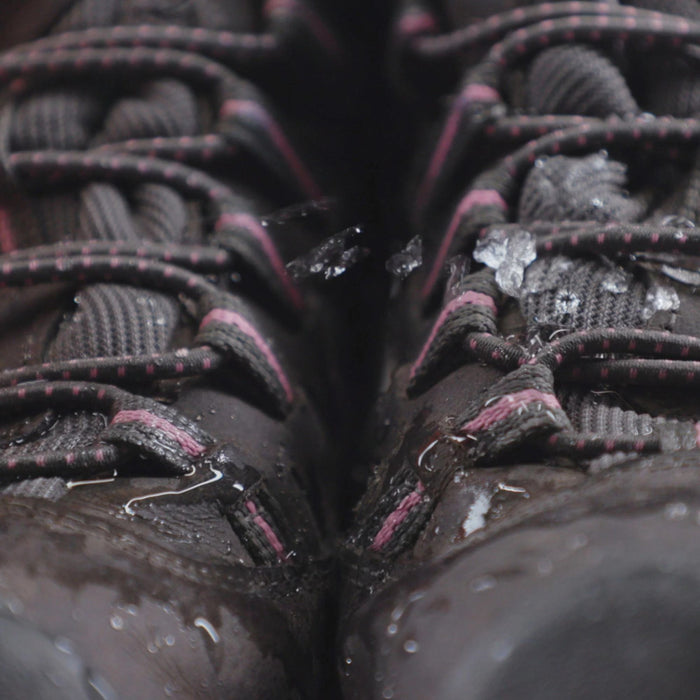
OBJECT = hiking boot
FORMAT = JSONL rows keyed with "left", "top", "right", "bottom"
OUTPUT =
{"left": 0, "top": 1, "right": 360, "bottom": 697}
{"left": 341, "top": 2, "right": 700, "bottom": 698}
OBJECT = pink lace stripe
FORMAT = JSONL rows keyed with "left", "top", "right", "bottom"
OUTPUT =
{"left": 461, "top": 389, "right": 561, "bottom": 434}
{"left": 111, "top": 409, "right": 207, "bottom": 457}
{"left": 422, "top": 189, "right": 507, "bottom": 299}
{"left": 220, "top": 99, "right": 322, "bottom": 201}
{"left": 370, "top": 481, "right": 425, "bottom": 551}
{"left": 200, "top": 307, "right": 294, "bottom": 404}
{"left": 246, "top": 500, "right": 286, "bottom": 560}
{"left": 216, "top": 211, "right": 302, "bottom": 310}
{"left": 410, "top": 290, "right": 497, "bottom": 380}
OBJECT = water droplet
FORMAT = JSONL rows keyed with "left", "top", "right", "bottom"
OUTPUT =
{"left": 662, "top": 215, "right": 695, "bottom": 229}
{"left": 386, "top": 623, "right": 398, "bottom": 637}
{"left": 491, "top": 639, "right": 514, "bottom": 662}
{"left": 194, "top": 616, "right": 220, "bottom": 644}
{"left": 601, "top": 268, "right": 631, "bottom": 294}
{"left": 386, "top": 235, "right": 423, "bottom": 279}
{"left": 87, "top": 673, "right": 117, "bottom": 700}
{"left": 665, "top": 502, "right": 688, "bottom": 520}
{"left": 147, "top": 641, "right": 159, "bottom": 654}
{"left": 345, "top": 656, "right": 353, "bottom": 665}
{"left": 47, "top": 671, "right": 68, "bottom": 688}
{"left": 474, "top": 227, "right": 536, "bottom": 297}
{"left": 460, "top": 490, "right": 493, "bottom": 537}
{"left": 554, "top": 288, "right": 581, "bottom": 320}
{"left": 537, "top": 558, "right": 553, "bottom": 576}
{"left": 109, "top": 614, "right": 124, "bottom": 631}
{"left": 660, "top": 265, "right": 700, "bottom": 287}
{"left": 54, "top": 637, "right": 75, "bottom": 655}
{"left": 408, "top": 589, "right": 425, "bottom": 603}
{"left": 390, "top": 603, "right": 406, "bottom": 622}
{"left": 165, "top": 634, "right": 175, "bottom": 647}
{"left": 524, "top": 257, "right": 573, "bottom": 295}
{"left": 568, "top": 533, "right": 589, "bottom": 550}
{"left": 287, "top": 226, "right": 368, "bottom": 280}
{"left": 497, "top": 482, "right": 529, "bottom": 497}
{"left": 443, "top": 255, "right": 471, "bottom": 303}
{"left": 416, "top": 438, "right": 439, "bottom": 472}
{"left": 403, "top": 639, "right": 419, "bottom": 654}
{"left": 382, "top": 686, "right": 395, "bottom": 699}
{"left": 8, "top": 598, "right": 24, "bottom": 615}
{"left": 642, "top": 284, "right": 680, "bottom": 320}
{"left": 470, "top": 574, "right": 497, "bottom": 593}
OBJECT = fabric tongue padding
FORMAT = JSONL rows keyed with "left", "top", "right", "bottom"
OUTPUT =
{"left": 630, "top": 0, "right": 700, "bottom": 117}
{"left": 526, "top": 44, "right": 638, "bottom": 118}
{"left": 518, "top": 153, "right": 644, "bottom": 224}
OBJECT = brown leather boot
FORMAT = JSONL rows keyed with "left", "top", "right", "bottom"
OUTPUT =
{"left": 0, "top": 0, "right": 359, "bottom": 696}
{"left": 341, "top": 2, "right": 700, "bottom": 698}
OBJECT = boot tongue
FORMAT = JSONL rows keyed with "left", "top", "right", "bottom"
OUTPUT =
{"left": 0, "top": 0, "right": 73, "bottom": 50}
{"left": 517, "top": 152, "right": 653, "bottom": 340}
{"left": 525, "top": 44, "right": 638, "bottom": 118}
{"left": 518, "top": 153, "right": 645, "bottom": 224}
{"left": 629, "top": 0, "right": 700, "bottom": 117}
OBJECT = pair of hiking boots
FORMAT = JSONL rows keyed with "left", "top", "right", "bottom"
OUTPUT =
{"left": 1, "top": 0, "right": 700, "bottom": 697}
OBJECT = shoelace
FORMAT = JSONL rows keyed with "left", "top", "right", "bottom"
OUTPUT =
{"left": 0, "top": 5, "right": 338, "bottom": 485}
{"left": 397, "top": 2, "right": 700, "bottom": 462}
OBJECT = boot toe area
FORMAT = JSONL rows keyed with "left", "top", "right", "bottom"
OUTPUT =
{"left": 343, "top": 503, "right": 700, "bottom": 700}
{"left": 0, "top": 501, "right": 318, "bottom": 699}
{"left": 0, "top": 611, "right": 115, "bottom": 699}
